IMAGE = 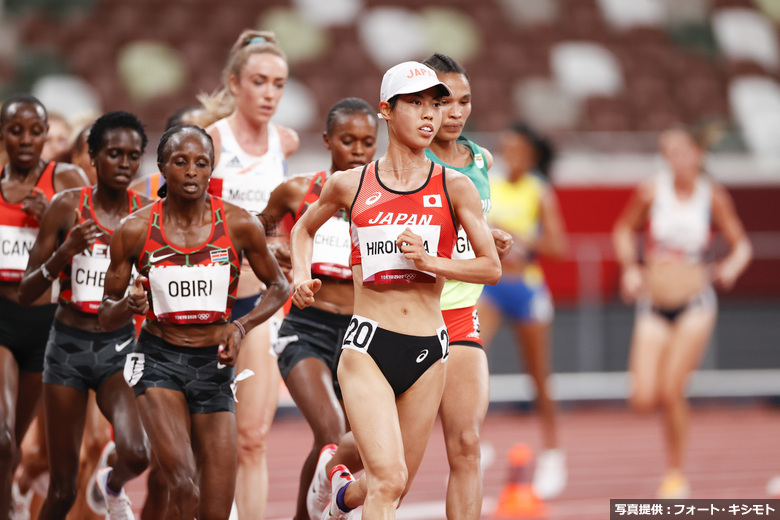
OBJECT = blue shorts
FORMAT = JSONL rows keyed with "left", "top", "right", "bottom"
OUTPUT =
{"left": 481, "top": 277, "right": 554, "bottom": 324}
{"left": 232, "top": 293, "right": 262, "bottom": 320}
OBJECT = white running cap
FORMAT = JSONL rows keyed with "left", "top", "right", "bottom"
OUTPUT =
{"left": 379, "top": 61, "right": 452, "bottom": 103}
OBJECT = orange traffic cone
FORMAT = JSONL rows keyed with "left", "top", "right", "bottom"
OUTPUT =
{"left": 495, "top": 444, "right": 546, "bottom": 519}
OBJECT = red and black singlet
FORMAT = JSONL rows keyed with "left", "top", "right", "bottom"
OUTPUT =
{"left": 0, "top": 161, "right": 58, "bottom": 282}
{"left": 349, "top": 160, "right": 457, "bottom": 284}
{"left": 296, "top": 171, "right": 352, "bottom": 281}
{"left": 137, "top": 195, "right": 240, "bottom": 325}
{"left": 58, "top": 187, "right": 143, "bottom": 313}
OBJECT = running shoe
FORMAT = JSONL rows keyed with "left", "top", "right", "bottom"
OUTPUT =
{"left": 95, "top": 467, "right": 135, "bottom": 520}
{"left": 87, "top": 440, "right": 115, "bottom": 515}
{"left": 767, "top": 475, "right": 780, "bottom": 497}
{"left": 533, "top": 449, "right": 567, "bottom": 499}
{"left": 9, "top": 480, "right": 32, "bottom": 520}
{"left": 657, "top": 471, "right": 690, "bottom": 499}
{"left": 307, "top": 443, "right": 337, "bottom": 520}
{"left": 321, "top": 464, "right": 355, "bottom": 520}
{"left": 29, "top": 470, "right": 49, "bottom": 499}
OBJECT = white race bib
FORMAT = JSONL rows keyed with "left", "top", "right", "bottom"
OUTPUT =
{"left": 0, "top": 225, "right": 38, "bottom": 280}
{"left": 149, "top": 263, "right": 230, "bottom": 323}
{"left": 71, "top": 254, "right": 111, "bottom": 312}
{"left": 312, "top": 216, "right": 351, "bottom": 279}
{"left": 450, "top": 227, "right": 476, "bottom": 260}
{"left": 220, "top": 177, "right": 273, "bottom": 215}
{"left": 357, "top": 224, "right": 440, "bottom": 283}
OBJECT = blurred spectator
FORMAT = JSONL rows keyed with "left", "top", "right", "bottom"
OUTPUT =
{"left": 477, "top": 121, "right": 569, "bottom": 499}
{"left": 40, "top": 112, "right": 72, "bottom": 162}
{"left": 612, "top": 124, "right": 753, "bottom": 499}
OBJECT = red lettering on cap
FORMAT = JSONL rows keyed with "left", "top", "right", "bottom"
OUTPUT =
{"left": 406, "top": 68, "right": 434, "bottom": 79}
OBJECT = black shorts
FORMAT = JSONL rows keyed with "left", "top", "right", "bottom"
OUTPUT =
{"left": 43, "top": 321, "right": 135, "bottom": 393}
{"left": 127, "top": 330, "right": 236, "bottom": 414}
{"left": 638, "top": 286, "right": 717, "bottom": 323}
{"left": 342, "top": 315, "right": 449, "bottom": 397}
{"left": 276, "top": 305, "right": 351, "bottom": 399}
{"left": 0, "top": 297, "right": 57, "bottom": 373}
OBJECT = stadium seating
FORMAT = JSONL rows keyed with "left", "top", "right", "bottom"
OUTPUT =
{"left": 3, "top": 0, "right": 777, "bottom": 141}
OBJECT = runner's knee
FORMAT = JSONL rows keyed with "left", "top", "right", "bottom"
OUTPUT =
{"left": 237, "top": 421, "right": 271, "bottom": 456}
{"left": 0, "top": 425, "right": 17, "bottom": 465}
{"left": 117, "top": 440, "right": 149, "bottom": 476}
{"left": 445, "top": 427, "right": 481, "bottom": 468}
{"left": 629, "top": 390, "right": 657, "bottom": 413}
{"left": 166, "top": 468, "right": 199, "bottom": 507}
{"left": 370, "top": 464, "right": 408, "bottom": 502}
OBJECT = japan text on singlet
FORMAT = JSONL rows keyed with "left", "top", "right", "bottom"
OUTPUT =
{"left": 295, "top": 171, "right": 352, "bottom": 280}
{"left": 0, "top": 161, "right": 58, "bottom": 281}
{"left": 137, "top": 196, "right": 240, "bottom": 325}
{"left": 647, "top": 169, "right": 712, "bottom": 263}
{"left": 58, "top": 187, "right": 143, "bottom": 313}
{"left": 350, "top": 161, "right": 457, "bottom": 284}
{"left": 208, "top": 119, "right": 287, "bottom": 215}
{"left": 426, "top": 137, "right": 491, "bottom": 309}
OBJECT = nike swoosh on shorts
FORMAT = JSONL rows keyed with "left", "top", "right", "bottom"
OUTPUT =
{"left": 115, "top": 337, "right": 134, "bottom": 352}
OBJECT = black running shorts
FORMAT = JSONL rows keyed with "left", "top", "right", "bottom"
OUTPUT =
{"left": 0, "top": 297, "right": 57, "bottom": 373}
{"left": 43, "top": 321, "right": 135, "bottom": 392}
{"left": 341, "top": 315, "right": 449, "bottom": 397}
{"left": 276, "top": 305, "right": 351, "bottom": 398}
{"left": 127, "top": 330, "right": 236, "bottom": 414}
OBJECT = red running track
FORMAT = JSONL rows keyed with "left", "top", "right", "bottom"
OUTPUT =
{"left": 125, "top": 403, "right": 780, "bottom": 519}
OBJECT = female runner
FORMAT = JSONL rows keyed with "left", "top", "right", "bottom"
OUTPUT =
{"left": 0, "top": 94, "right": 88, "bottom": 514}
{"left": 422, "top": 53, "right": 513, "bottom": 518}
{"left": 200, "top": 30, "right": 298, "bottom": 518}
{"left": 129, "top": 105, "right": 210, "bottom": 200}
{"left": 99, "top": 124, "right": 288, "bottom": 519}
{"left": 19, "top": 111, "right": 151, "bottom": 519}
{"left": 291, "top": 61, "right": 501, "bottom": 520}
{"left": 476, "top": 121, "right": 569, "bottom": 499}
{"left": 613, "top": 125, "right": 752, "bottom": 498}
{"left": 261, "top": 97, "right": 377, "bottom": 520}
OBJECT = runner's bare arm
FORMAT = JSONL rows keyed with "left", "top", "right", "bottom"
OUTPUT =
{"left": 290, "top": 169, "right": 357, "bottom": 308}
{"left": 398, "top": 171, "right": 501, "bottom": 285}
{"left": 711, "top": 183, "right": 752, "bottom": 290}
{"left": 98, "top": 213, "right": 149, "bottom": 329}
{"left": 218, "top": 206, "right": 290, "bottom": 365}
{"left": 19, "top": 190, "right": 93, "bottom": 305}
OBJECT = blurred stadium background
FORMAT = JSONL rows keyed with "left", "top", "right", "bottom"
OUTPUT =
{"left": 2, "top": 0, "right": 780, "bottom": 511}
{"left": 4, "top": 0, "right": 777, "bottom": 397}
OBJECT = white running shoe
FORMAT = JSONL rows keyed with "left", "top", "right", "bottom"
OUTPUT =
{"left": 767, "top": 475, "right": 780, "bottom": 497}
{"left": 30, "top": 470, "right": 49, "bottom": 498}
{"left": 307, "top": 444, "right": 337, "bottom": 520}
{"left": 533, "top": 449, "right": 567, "bottom": 499}
{"left": 95, "top": 467, "right": 135, "bottom": 520}
{"left": 9, "top": 480, "right": 32, "bottom": 520}
{"left": 87, "top": 440, "right": 116, "bottom": 515}
{"left": 321, "top": 464, "right": 355, "bottom": 520}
